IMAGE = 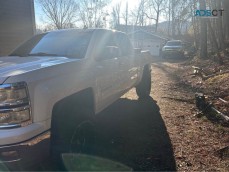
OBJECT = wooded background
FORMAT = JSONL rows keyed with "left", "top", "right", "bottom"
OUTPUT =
{"left": 37, "top": 0, "right": 229, "bottom": 59}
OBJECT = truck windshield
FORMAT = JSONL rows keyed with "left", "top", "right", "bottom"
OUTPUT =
{"left": 166, "top": 41, "right": 182, "bottom": 46}
{"left": 10, "top": 31, "right": 92, "bottom": 58}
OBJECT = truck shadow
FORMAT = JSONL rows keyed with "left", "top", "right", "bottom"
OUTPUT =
{"left": 36, "top": 97, "right": 176, "bottom": 171}
{"left": 92, "top": 97, "right": 176, "bottom": 171}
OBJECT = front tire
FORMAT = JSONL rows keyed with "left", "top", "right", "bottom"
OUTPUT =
{"left": 136, "top": 66, "right": 151, "bottom": 99}
{"left": 70, "top": 119, "right": 95, "bottom": 154}
{"left": 50, "top": 99, "right": 95, "bottom": 169}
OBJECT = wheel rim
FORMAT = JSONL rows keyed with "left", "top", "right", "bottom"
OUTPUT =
{"left": 70, "top": 120, "right": 95, "bottom": 153}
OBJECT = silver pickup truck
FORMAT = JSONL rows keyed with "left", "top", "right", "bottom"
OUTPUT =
{"left": 0, "top": 28, "right": 152, "bottom": 170}
{"left": 161, "top": 40, "right": 185, "bottom": 58}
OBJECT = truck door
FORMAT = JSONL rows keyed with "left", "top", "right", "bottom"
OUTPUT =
{"left": 115, "top": 33, "right": 139, "bottom": 91}
{"left": 94, "top": 31, "right": 120, "bottom": 110}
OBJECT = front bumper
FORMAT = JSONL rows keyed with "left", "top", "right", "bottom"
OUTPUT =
{"left": 0, "top": 131, "right": 50, "bottom": 171}
{"left": 162, "top": 50, "right": 184, "bottom": 56}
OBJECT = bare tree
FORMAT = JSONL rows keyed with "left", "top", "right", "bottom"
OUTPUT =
{"left": 148, "top": 0, "right": 167, "bottom": 32}
{"left": 169, "top": 0, "right": 192, "bottom": 37}
{"left": 78, "top": 0, "right": 110, "bottom": 28}
{"left": 190, "top": 0, "right": 199, "bottom": 48}
{"left": 131, "top": 0, "right": 147, "bottom": 26}
{"left": 111, "top": 2, "right": 121, "bottom": 28}
{"left": 199, "top": 0, "right": 207, "bottom": 59}
{"left": 171, "top": 0, "right": 176, "bottom": 37}
{"left": 122, "top": 2, "right": 129, "bottom": 27}
{"left": 37, "top": 0, "right": 78, "bottom": 29}
{"left": 216, "top": 0, "right": 225, "bottom": 50}
{"left": 223, "top": 0, "right": 229, "bottom": 40}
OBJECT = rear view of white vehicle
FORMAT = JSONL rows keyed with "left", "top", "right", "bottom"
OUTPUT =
{"left": 0, "top": 29, "right": 152, "bottom": 170}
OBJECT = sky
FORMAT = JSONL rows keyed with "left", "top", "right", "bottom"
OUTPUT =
{"left": 34, "top": 0, "right": 145, "bottom": 28}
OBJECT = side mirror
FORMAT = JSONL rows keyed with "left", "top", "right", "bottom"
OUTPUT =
{"left": 96, "top": 46, "right": 120, "bottom": 61}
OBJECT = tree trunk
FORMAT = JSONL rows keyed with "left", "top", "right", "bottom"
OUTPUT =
{"left": 208, "top": 20, "right": 223, "bottom": 64}
{"left": 223, "top": 0, "right": 229, "bottom": 41}
{"left": 125, "top": 2, "right": 128, "bottom": 27}
{"left": 171, "top": 0, "right": 175, "bottom": 38}
{"left": 199, "top": 0, "right": 207, "bottom": 59}
{"left": 155, "top": 7, "right": 159, "bottom": 33}
{"left": 208, "top": 20, "right": 219, "bottom": 51}
{"left": 217, "top": 0, "right": 225, "bottom": 50}
{"left": 168, "top": 0, "right": 171, "bottom": 36}
{"left": 191, "top": 0, "right": 198, "bottom": 48}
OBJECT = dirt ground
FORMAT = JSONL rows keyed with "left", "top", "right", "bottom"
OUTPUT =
{"left": 149, "top": 59, "right": 229, "bottom": 171}
{"left": 37, "top": 58, "right": 228, "bottom": 171}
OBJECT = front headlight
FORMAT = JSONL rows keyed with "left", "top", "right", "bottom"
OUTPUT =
{"left": 0, "top": 82, "right": 31, "bottom": 129}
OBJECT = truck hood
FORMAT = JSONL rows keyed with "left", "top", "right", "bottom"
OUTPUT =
{"left": 0, "top": 56, "right": 77, "bottom": 84}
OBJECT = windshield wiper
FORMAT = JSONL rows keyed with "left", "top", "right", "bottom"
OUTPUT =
{"left": 27, "top": 52, "right": 59, "bottom": 57}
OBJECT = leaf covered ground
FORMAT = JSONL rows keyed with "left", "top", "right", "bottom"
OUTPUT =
{"left": 150, "top": 57, "right": 229, "bottom": 171}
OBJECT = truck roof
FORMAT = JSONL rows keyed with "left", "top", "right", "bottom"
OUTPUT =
{"left": 45, "top": 28, "right": 126, "bottom": 35}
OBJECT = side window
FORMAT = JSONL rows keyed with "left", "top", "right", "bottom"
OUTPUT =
{"left": 97, "top": 31, "right": 117, "bottom": 49}
{"left": 115, "top": 33, "right": 133, "bottom": 56}
{"left": 105, "top": 34, "right": 116, "bottom": 47}
{"left": 95, "top": 31, "right": 119, "bottom": 60}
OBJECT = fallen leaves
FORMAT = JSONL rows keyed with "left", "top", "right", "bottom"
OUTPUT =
{"left": 151, "top": 61, "right": 229, "bottom": 171}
